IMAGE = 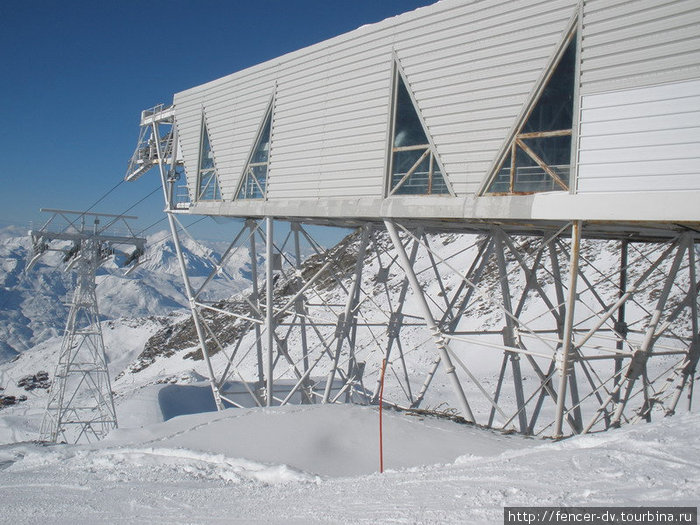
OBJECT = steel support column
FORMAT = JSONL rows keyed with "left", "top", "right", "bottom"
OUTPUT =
{"left": 494, "top": 228, "right": 528, "bottom": 433}
{"left": 384, "top": 220, "right": 474, "bottom": 422}
{"left": 323, "top": 224, "right": 370, "bottom": 403}
{"left": 371, "top": 226, "right": 421, "bottom": 404}
{"left": 247, "top": 219, "right": 266, "bottom": 388}
{"left": 292, "top": 222, "right": 312, "bottom": 402}
{"left": 611, "top": 233, "right": 691, "bottom": 426}
{"left": 153, "top": 122, "right": 223, "bottom": 411}
{"left": 265, "top": 217, "right": 275, "bottom": 406}
{"left": 667, "top": 241, "right": 699, "bottom": 415}
{"left": 554, "top": 220, "right": 582, "bottom": 437}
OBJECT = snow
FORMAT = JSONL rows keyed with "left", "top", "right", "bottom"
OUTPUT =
{"left": 1, "top": 226, "right": 699, "bottom": 522}
{"left": 106, "top": 403, "right": 529, "bottom": 477}
{"left": 0, "top": 404, "right": 698, "bottom": 523}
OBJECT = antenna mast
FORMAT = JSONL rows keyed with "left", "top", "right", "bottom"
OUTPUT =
{"left": 28, "top": 209, "right": 145, "bottom": 444}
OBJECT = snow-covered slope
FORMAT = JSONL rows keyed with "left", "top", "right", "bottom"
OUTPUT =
{"left": 0, "top": 405, "right": 697, "bottom": 523}
{"left": 0, "top": 227, "right": 253, "bottom": 361}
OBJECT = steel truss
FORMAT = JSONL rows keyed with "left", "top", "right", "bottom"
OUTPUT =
{"left": 29, "top": 209, "right": 145, "bottom": 443}
{"left": 141, "top": 113, "right": 698, "bottom": 439}
{"left": 157, "top": 218, "right": 699, "bottom": 438}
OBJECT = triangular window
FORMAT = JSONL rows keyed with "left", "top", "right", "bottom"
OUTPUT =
{"left": 387, "top": 68, "right": 450, "bottom": 196}
{"left": 236, "top": 103, "right": 273, "bottom": 200}
{"left": 485, "top": 35, "right": 577, "bottom": 194}
{"left": 197, "top": 121, "right": 221, "bottom": 200}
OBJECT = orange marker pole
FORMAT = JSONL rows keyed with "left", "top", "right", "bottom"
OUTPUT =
{"left": 379, "top": 358, "right": 387, "bottom": 473}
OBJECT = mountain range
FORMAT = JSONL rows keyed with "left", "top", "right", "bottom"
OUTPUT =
{"left": 0, "top": 226, "right": 254, "bottom": 362}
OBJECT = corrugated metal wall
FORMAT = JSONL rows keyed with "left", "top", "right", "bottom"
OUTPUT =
{"left": 174, "top": 0, "right": 578, "bottom": 203}
{"left": 580, "top": 0, "right": 700, "bottom": 95}
{"left": 173, "top": 0, "right": 700, "bottom": 209}
{"left": 577, "top": 0, "right": 700, "bottom": 193}
{"left": 274, "top": 26, "right": 394, "bottom": 200}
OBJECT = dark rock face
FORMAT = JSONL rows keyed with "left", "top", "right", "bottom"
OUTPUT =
{"left": 17, "top": 371, "right": 51, "bottom": 391}
{"left": 1, "top": 372, "right": 47, "bottom": 408}
{"left": 131, "top": 229, "right": 365, "bottom": 371}
{"left": 0, "top": 392, "right": 27, "bottom": 409}
{"left": 130, "top": 299, "right": 255, "bottom": 370}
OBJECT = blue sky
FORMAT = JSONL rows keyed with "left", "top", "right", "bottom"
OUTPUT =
{"left": 0, "top": 0, "right": 434, "bottom": 243}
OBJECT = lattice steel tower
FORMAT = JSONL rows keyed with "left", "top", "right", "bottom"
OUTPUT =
{"left": 28, "top": 209, "right": 145, "bottom": 443}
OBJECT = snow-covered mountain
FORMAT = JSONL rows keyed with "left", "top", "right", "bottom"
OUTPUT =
{"left": 0, "top": 227, "right": 254, "bottom": 362}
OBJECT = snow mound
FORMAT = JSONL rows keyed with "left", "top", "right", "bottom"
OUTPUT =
{"left": 105, "top": 403, "right": 530, "bottom": 477}
{"left": 0, "top": 407, "right": 698, "bottom": 523}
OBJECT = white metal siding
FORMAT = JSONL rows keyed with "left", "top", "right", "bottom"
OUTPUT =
{"left": 580, "top": 0, "right": 700, "bottom": 95}
{"left": 577, "top": 78, "right": 700, "bottom": 193}
{"left": 272, "top": 39, "right": 394, "bottom": 200}
{"left": 174, "top": 0, "right": 578, "bottom": 204}
{"left": 170, "top": 0, "right": 700, "bottom": 220}
{"left": 399, "top": 0, "right": 578, "bottom": 195}
{"left": 174, "top": 69, "right": 277, "bottom": 201}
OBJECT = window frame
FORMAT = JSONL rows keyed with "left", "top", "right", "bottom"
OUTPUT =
{"left": 385, "top": 60, "right": 454, "bottom": 198}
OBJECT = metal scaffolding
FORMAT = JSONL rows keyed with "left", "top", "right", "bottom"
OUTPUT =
{"left": 130, "top": 108, "right": 699, "bottom": 438}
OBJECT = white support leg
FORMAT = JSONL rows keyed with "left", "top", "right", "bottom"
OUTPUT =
{"left": 265, "top": 217, "right": 275, "bottom": 406}
{"left": 153, "top": 122, "right": 223, "bottom": 411}
{"left": 611, "top": 233, "right": 691, "bottom": 425}
{"left": 555, "top": 220, "right": 582, "bottom": 437}
{"left": 323, "top": 224, "right": 370, "bottom": 403}
{"left": 384, "top": 220, "right": 474, "bottom": 423}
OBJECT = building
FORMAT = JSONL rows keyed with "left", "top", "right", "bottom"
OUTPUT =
{"left": 127, "top": 0, "right": 700, "bottom": 437}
